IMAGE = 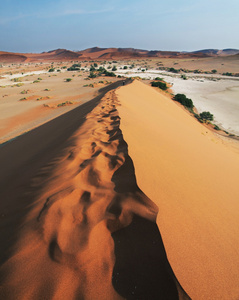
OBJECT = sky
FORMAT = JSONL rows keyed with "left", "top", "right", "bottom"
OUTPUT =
{"left": 0, "top": 0, "right": 238, "bottom": 53}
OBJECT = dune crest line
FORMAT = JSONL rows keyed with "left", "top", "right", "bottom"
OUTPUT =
{"left": 0, "top": 87, "right": 190, "bottom": 299}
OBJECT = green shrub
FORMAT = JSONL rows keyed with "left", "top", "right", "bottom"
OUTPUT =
{"left": 88, "top": 71, "right": 97, "bottom": 78}
{"left": 33, "top": 80, "right": 40, "bottom": 83}
{"left": 168, "top": 67, "right": 179, "bottom": 73}
{"left": 112, "top": 66, "right": 117, "bottom": 71}
{"left": 174, "top": 94, "right": 194, "bottom": 108}
{"left": 20, "top": 90, "right": 28, "bottom": 94}
{"left": 211, "top": 69, "right": 217, "bottom": 74}
{"left": 90, "top": 65, "right": 96, "bottom": 71}
{"left": 67, "top": 64, "right": 81, "bottom": 71}
{"left": 151, "top": 81, "right": 167, "bottom": 90}
{"left": 123, "top": 66, "right": 128, "bottom": 69}
{"left": 48, "top": 68, "right": 55, "bottom": 72}
{"left": 12, "top": 77, "right": 22, "bottom": 82}
{"left": 181, "top": 75, "right": 187, "bottom": 80}
{"left": 199, "top": 111, "right": 214, "bottom": 121}
{"left": 65, "top": 78, "right": 72, "bottom": 82}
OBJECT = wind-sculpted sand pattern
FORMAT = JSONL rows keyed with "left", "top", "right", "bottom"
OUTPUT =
{"left": 0, "top": 90, "right": 190, "bottom": 299}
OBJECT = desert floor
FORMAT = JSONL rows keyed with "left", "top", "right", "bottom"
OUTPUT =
{"left": 0, "top": 63, "right": 119, "bottom": 144}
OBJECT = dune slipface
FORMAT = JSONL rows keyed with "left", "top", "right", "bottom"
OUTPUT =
{"left": 117, "top": 80, "right": 239, "bottom": 300}
{"left": 0, "top": 88, "right": 190, "bottom": 299}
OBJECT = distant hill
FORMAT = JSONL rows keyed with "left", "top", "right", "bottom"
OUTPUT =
{"left": 0, "top": 47, "right": 239, "bottom": 63}
{"left": 192, "top": 48, "right": 239, "bottom": 56}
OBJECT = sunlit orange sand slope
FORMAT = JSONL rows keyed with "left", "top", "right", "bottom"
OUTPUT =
{"left": 117, "top": 80, "right": 239, "bottom": 300}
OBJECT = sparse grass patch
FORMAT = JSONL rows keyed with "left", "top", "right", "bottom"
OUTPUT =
{"left": 15, "top": 83, "right": 24, "bottom": 87}
{"left": 57, "top": 101, "right": 73, "bottom": 107}
{"left": 11, "top": 77, "right": 22, "bottom": 82}
{"left": 20, "top": 89, "right": 29, "bottom": 94}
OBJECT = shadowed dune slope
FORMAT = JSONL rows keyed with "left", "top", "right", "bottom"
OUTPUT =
{"left": 116, "top": 80, "right": 239, "bottom": 300}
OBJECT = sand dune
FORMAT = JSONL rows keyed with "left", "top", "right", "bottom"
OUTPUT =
{"left": 1, "top": 79, "right": 238, "bottom": 299}
{"left": 0, "top": 81, "right": 190, "bottom": 299}
{"left": 117, "top": 80, "right": 239, "bottom": 300}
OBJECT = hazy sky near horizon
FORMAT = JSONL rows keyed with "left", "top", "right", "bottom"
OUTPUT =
{"left": 0, "top": 0, "right": 238, "bottom": 53}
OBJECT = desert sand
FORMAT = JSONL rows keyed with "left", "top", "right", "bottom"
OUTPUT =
{"left": 117, "top": 80, "right": 239, "bottom": 300}
{"left": 0, "top": 66, "right": 118, "bottom": 144}
{"left": 0, "top": 79, "right": 191, "bottom": 299}
{"left": 0, "top": 75, "right": 239, "bottom": 299}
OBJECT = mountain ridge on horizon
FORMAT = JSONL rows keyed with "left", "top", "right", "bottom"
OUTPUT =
{"left": 0, "top": 47, "right": 239, "bottom": 63}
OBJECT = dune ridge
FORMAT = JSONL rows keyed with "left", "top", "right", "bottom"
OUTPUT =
{"left": 0, "top": 88, "right": 190, "bottom": 299}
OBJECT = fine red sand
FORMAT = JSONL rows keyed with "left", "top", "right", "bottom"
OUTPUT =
{"left": 1, "top": 79, "right": 238, "bottom": 299}
{"left": 0, "top": 80, "right": 191, "bottom": 299}
{"left": 117, "top": 80, "right": 239, "bottom": 300}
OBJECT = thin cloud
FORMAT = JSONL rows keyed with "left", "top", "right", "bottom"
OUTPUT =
{"left": 0, "top": 7, "right": 113, "bottom": 24}
{"left": 61, "top": 8, "right": 113, "bottom": 16}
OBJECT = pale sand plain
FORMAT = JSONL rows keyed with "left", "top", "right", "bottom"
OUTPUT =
{"left": 117, "top": 80, "right": 239, "bottom": 300}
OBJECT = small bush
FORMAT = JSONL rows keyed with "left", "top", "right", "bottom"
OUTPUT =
{"left": 48, "top": 68, "right": 55, "bottom": 72}
{"left": 199, "top": 111, "right": 214, "bottom": 121}
{"left": 15, "top": 83, "right": 24, "bottom": 87}
{"left": 123, "top": 66, "right": 128, "bottom": 69}
{"left": 112, "top": 66, "right": 117, "bottom": 71}
{"left": 12, "top": 77, "right": 22, "bottom": 82}
{"left": 211, "top": 69, "right": 217, "bottom": 74}
{"left": 174, "top": 94, "right": 194, "bottom": 108}
{"left": 67, "top": 64, "right": 81, "bottom": 71}
{"left": 102, "top": 70, "right": 116, "bottom": 77}
{"left": 168, "top": 67, "right": 179, "bottom": 73}
{"left": 65, "top": 78, "right": 72, "bottom": 82}
{"left": 33, "top": 80, "right": 40, "bottom": 83}
{"left": 88, "top": 71, "right": 97, "bottom": 78}
{"left": 151, "top": 81, "right": 167, "bottom": 90}
{"left": 20, "top": 90, "right": 29, "bottom": 94}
